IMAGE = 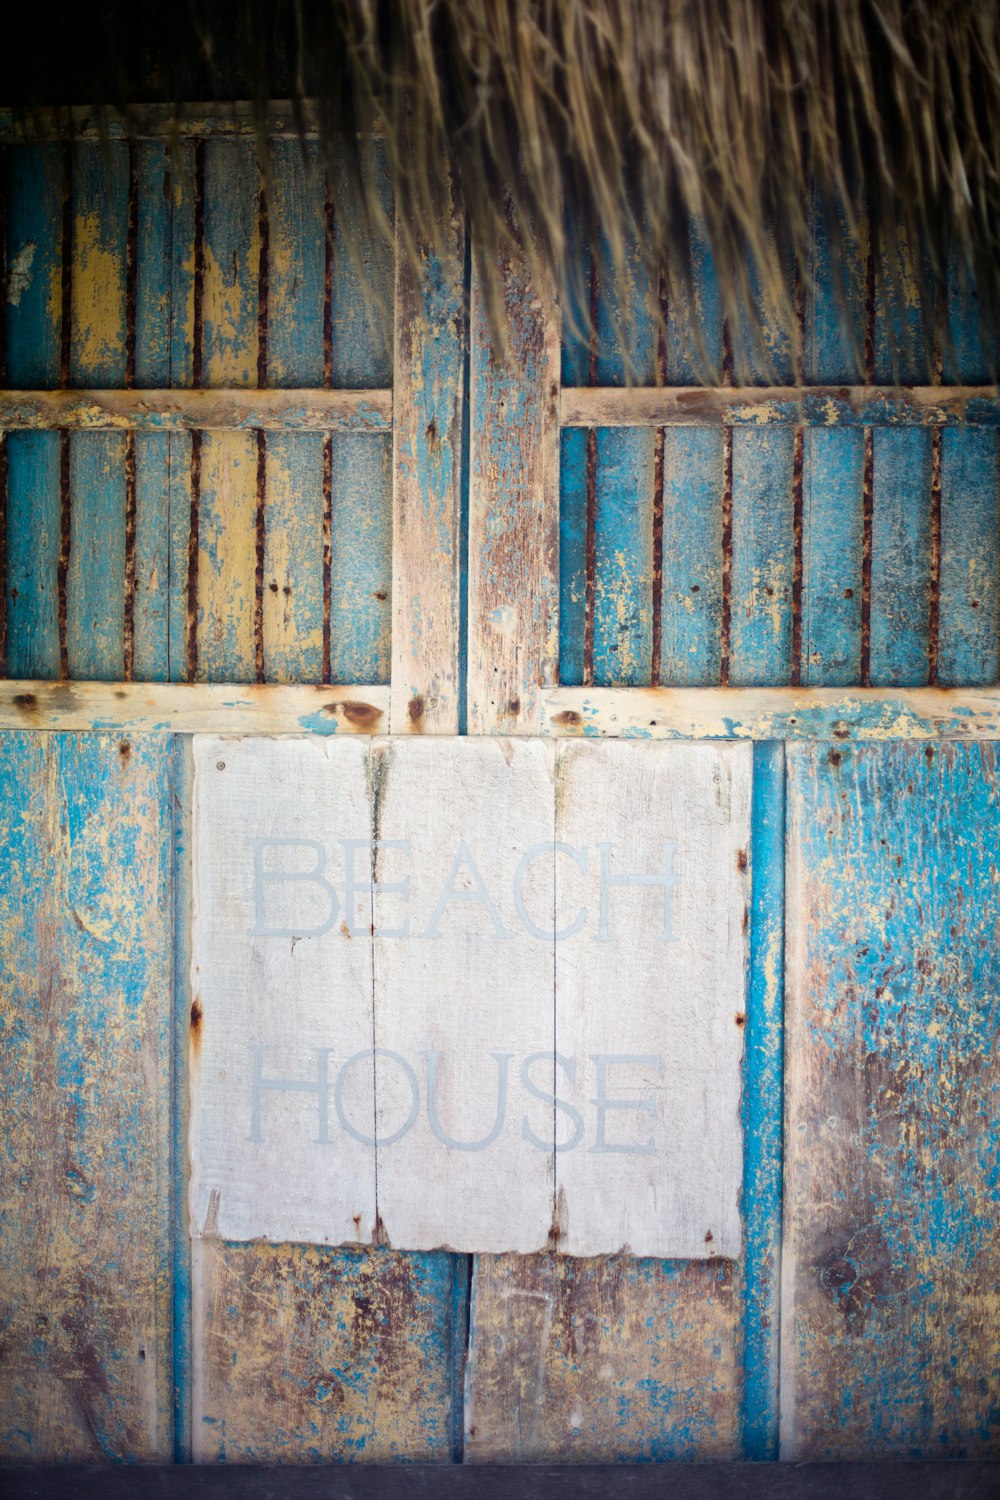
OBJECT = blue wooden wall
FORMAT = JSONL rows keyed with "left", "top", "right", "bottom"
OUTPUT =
{"left": 1, "top": 132, "right": 998, "bottom": 1464}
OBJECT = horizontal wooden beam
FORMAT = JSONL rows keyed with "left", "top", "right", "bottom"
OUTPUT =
{"left": 542, "top": 686, "right": 1000, "bottom": 741}
{"left": 0, "top": 100, "right": 375, "bottom": 141}
{"left": 561, "top": 385, "right": 1000, "bottom": 428}
{"left": 3, "top": 681, "right": 1000, "bottom": 741}
{"left": 0, "top": 681, "right": 389, "bottom": 734}
{"left": 0, "top": 389, "right": 393, "bottom": 433}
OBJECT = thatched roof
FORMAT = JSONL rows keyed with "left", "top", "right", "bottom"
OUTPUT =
{"left": 5, "top": 1, "right": 999, "bottom": 376}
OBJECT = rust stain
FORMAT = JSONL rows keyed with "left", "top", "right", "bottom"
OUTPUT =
{"left": 407, "top": 694, "right": 425, "bottom": 731}
{"left": 190, "top": 996, "right": 203, "bottom": 1055}
{"left": 551, "top": 709, "right": 583, "bottom": 730}
{"left": 734, "top": 1014, "right": 746, "bottom": 1028}
{"left": 322, "top": 434, "right": 333, "bottom": 686}
{"left": 736, "top": 848, "right": 749, "bottom": 872}
{"left": 118, "top": 740, "right": 130, "bottom": 761}
{"left": 186, "top": 431, "right": 202, "bottom": 681}
{"left": 339, "top": 700, "right": 383, "bottom": 730}
{"left": 860, "top": 427, "right": 874, "bottom": 686}
{"left": 254, "top": 431, "right": 267, "bottom": 684}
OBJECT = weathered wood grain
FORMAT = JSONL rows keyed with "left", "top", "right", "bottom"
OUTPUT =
{"left": 0, "top": 101, "right": 353, "bottom": 142}
{"left": 801, "top": 430, "right": 864, "bottom": 686}
{"left": 389, "top": 156, "right": 465, "bottom": 733}
{"left": 782, "top": 742, "right": 1000, "bottom": 1458}
{"left": 0, "top": 732, "right": 173, "bottom": 1459}
{"left": 191, "top": 1242, "right": 465, "bottom": 1462}
{"left": 560, "top": 386, "right": 1000, "bottom": 428}
{"left": 541, "top": 686, "right": 1000, "bottom": 740}
{"left": 465, "top": 1255, "right": 743, "bottom": 1461}
{"left": 938, "top": 429, "right": 999, "bottom": 686}
{"left": 467, "top": 218, "right": 560, "bottom": 733}
{"left": 5, "top": 145, "right": 63, "bottom": 677}
{"left": 372, "top": 736, "right": 556, "bottom": 1252}
{"left": 553, "top": 739, "right": 749, "bottom": 1259}
{"left": 0, "top": 681, "right": 388, "bottom": 733}
{"left": 730, "top": 429, "right": 795, "bottom": 686}
{"left": 189, "top": 736, "right": 377, "bottom": 1245}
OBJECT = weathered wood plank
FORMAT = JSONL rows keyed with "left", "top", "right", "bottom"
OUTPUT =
{"left": 0, "top": 387, "right": 395, "bottom": 435}
{"left": 0, "top": 680, "right": 389, "bottom": 732}
{"left": 730, "top": 429, "right": 795, "bottom": 686}
{"left": 389, "top": 156, "right": 465, "bottom": 733}
{"left": 329, "top": 435, "right": 393, "bottom": 686}
{"left": 5, "top": 146, "right": 63, "bottom": 677}
{"left": 263, "top": 139, "right": 326, "bottom": 684}
{"left": 553, "top": 739, "right": 749, "bottom": 1259}
{"left": 372, "top": 736, "right": 556, "bottom": 1252}
{"left": 541, "top": 685, "right": 1000, "bottom": 740}
{"left": 6, "top": 681, "right": 1000, "bottom": 740}
{"left": 741, "top": 742, "right": 784, "bottom": 1460}
{"left": 560, "top": 386, "right": 1000, "bottom": 428}
{"left": 870, "top": 430, "right": 933, "bottom": 687}
{"left": 189, "top": 736, "right": 377, "bottom": 1244}
{"left": 938, "top": 429, "right": 999, "bottom": 686}
{"left": 660, "top": 429, "right": 724, "bottom": 687}
{"left": 467, "top": 220, "right": 560, "bottom": 733}
{"left": 0, "top": 101, "right": 353, "bottom": 143}
{"left": 192, "top": 1243, "right": 466, "bottom": 1462}
{"left": 465, "top": 1255, "right": 743, "bottom": 1461}
{"left": 801, "top": 430, "right": 864, "bottom": 686}
{"left": 782, "top": 742, "right": 1000, "bottom": 1459}
{"left": 0, "top": 732, "right": 172, "bottom": 1459}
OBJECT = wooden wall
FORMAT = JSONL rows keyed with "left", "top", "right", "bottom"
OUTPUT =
{"left": 1, "top": 121, "right": 998, "bottom": 1464}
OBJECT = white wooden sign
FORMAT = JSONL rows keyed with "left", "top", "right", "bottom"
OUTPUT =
{"left": 189, "top": 736, "right": 751, "bottom": 1257}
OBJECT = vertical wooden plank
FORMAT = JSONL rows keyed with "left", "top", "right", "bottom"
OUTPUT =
{"left": 557, "top": 233, "right": 590, "bottom": 688}
{"left": 132, "top": 141, "right": 175, "bottom": 682}
{"left": 197, "top": 137, "right": 259, "bottom": 681}
{"left": 782, "top": 742, "right": 1000, "bottom": 1459}
{"left": 5, "top": 145, "right": 63, "bottom": 677}
{"left": 801, "top": 429, "right": 864, "bottom": 686}
{"left": 730, "top": 428, "right": 796, "bottom": 686}
{"left": 465, "top": 1255, "right": 742, "bottom": 1462}
{"left": 0, "top": 732, "right": 173, "bottom": 1459}
{"left": 870, "top": 429, "right": 932, "bottom": 686}
{"left": 264, "top": 138, "right": 325, "bottom": 684}
{"left": 659, "top": 232, "right": 724, "bottom": 686}
{"left": 67, "top": 141, "right": 128, "bottom": 681}
{"left": 167, "top": 142, "right": 196, "bottom": 683}
{"left": 329, "top": 436, "right": 392, "bottom": 685}
{"left": 741, "top": 742, "right": 784, "bottom": 1460}
{"left": 467, "top": 216, "right": 560, "bottom": 733}
{"left": 592, "top": 243, "right": 655, "bottom": 687}
{"left": 389, "top": 155, "right": 466, "bottom": 732}
{"left": 938, "top": 429, "right": 999, "bottom": 686}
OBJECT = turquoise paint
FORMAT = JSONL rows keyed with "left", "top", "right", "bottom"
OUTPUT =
{"left": 68, "top": 434, "right": 126, "bottom": 679}
{"left": 786, "top": 742, "right": 1000, "bottom": 1455}
{"left": 802, "top": 429, "right": 864, "bottom": 685}
{"left": 870, "top": 429, "right": 932, "bottom": 686}
{"left": 268, "top": 138, "right": 325, "bottom": 388}
{"left": 730, "top": 429, "right": 795, "bottom": 685}
{"left": 329, "top": 142, "right": 393, "bottom": 390}
{"left": 6, "top": 432, "right": 60, "bottom": 677}
{"left": 939, "top": 430, "right": 1000, "bottom": 686}
{"left": 660, "top": 428, "right": 724, "bottom": 685}
{"left": 167, "top": 140, "right": 195, "bottom": 388}
{"left": 6, "top": 144, "right": 63, "bottom": 387}
{"left": 296, "top": 710, "right": 342, "bottom": 736}
{"left": 558, "top": 429, "right": 587, "bottom": 685}
{"left": 806, "top": 199, "right": 865, "bottom": 384}
{"left": 202, "top": 138, "right": 259, "bottom": 385}
{"left": 329, "top": 434, "right": 392, "bottom": 685}
{"left": 593, "top": 428, "right": 654, "bottom": 686}
{"left": 136, "top": 143, "right": 173, "bottom": 387}
{"left": 742, "top": 741, "right": 784, "bottom": 1460}
{"left": 170, "top": 737, "right": 192, "bottom": 1462}
{"left": 665, "top": 221, "right": 723, "bottom": 385}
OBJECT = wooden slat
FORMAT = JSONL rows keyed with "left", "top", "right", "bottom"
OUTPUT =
{"left": 782, "top": 742, "right": 1000, "bottom": 1458}
{"left": 541, "top": 685, "right": 1000, "bottom": 740}
{"left": 7, "top": 681, "right": 1000, "bottom": 740}
{"left": 467, "top": 219, "right": 560, "bottom": 733}
{"left": 870, "top": 430, "right": 933, "bottom": 686}
{"left": 196, "top": 137, "right": 260, "bottom": 682}
{"left": 465, "top": 1256, "right": 743, "bottom": 1461}
{"left": 561, "top": 386, "right": 1000, "bottom": 428}
{"left": 5, "top": 145, "right": 63, "bottom": 677}
{"left": 0, "top": 732, "right": 173, "bottom": 1459}
{"left": 801, "top": 430, "right": 864, "bottom": 686}
{"left": 0, "top": 680, "right": 388, "bottom": 733}
{"left": 0, "top": 101, "right": 348, "bottom": 143}
{"left": 730, "top": 429, "right": 795, "bottom": 686}
{"left": 938, "top": 429, "right": 1000, "bottom": 686}
{"left": 389, "top": 152, "right": 466, "bottom": 733}
{"left": 263, "top": 138, "right": 326, "bottom": 683}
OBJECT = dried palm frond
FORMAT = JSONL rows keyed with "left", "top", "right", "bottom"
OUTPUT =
{"left": 5, "top": 0, "right": 999, "bottom": 378}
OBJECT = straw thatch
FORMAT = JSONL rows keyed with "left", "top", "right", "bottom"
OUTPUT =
{"left": 6, "top": 0, "right": 1000, "bottom": 376}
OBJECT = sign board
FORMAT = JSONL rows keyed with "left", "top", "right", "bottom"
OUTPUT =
{"left": 189, "top": 736, "right": 751, "bottom": 1257}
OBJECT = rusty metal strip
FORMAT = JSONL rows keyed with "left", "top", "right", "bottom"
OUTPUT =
{"left": 322, "top": 434, "right": 333, "bottom": 686}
